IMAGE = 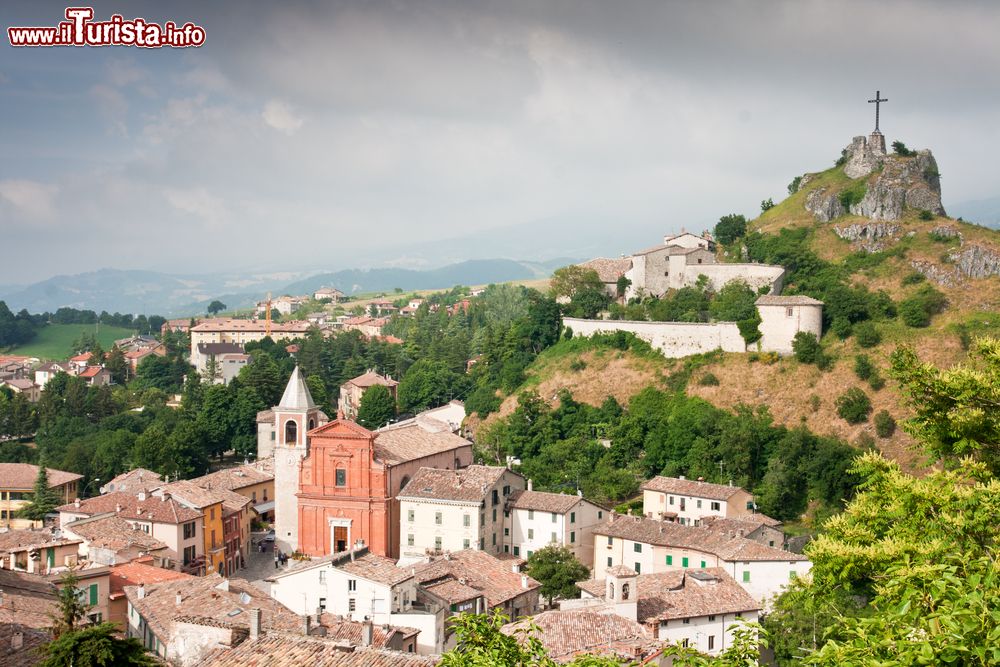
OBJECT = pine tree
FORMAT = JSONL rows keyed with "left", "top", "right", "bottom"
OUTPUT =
{"left": 105, "top": 346, "right": 128, "bottom": 384}
{"left": 357, "top": 385, "right": 396, "bottom": 429}
{"left": 17, "top": 460, "right": 63, "bottom": 520}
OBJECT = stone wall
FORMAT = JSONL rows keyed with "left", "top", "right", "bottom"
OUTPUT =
{"left": 563, "top": 318, "right": 747, "bottom": 358}
{"left": 693, "top": 264, "right": 785, "bottom": 294}
{"left": 757, "top": 304, "right": 823, "bottom": 355}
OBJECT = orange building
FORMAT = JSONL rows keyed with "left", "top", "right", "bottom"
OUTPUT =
{"left": 294, "top": 417, "right": 473, "bottom": 559}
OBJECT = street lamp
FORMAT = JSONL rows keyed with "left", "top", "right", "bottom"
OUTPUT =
{"left": 82, "top": 478, "right": 101, "bottom": 498}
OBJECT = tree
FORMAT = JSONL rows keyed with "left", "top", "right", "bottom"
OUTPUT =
{"left": 306, "top": 374, "right": 328, "bottom": 407}
{"left": 207, "top": 300, "right": 227, "bottom": 315}
{"left": 357, "top": 385, "right": 395, "bottom": 429}
{"left": 890, "top": 338, "right": 1000, "bottom": 473}
{"left": 853, "top": 321, "right": 881, "bottom": 348}
{"left": 835, "top": 387, "right": 871, "bottom": 424}
{"left": 105, "top": 346, "right": 128, "bottom": 384}
{"left": 549, "top": 266, "right": 605, "bottom": 301}
{"left": 40, "top": 622, "right": 157, "bottom": 667}
{"left": 760, "top": 198, "right": 775, "bottom": 212}
{"left": 16, "top": 459, "right": 63, "bottom": 520}
{"left": 791, "top": 331, "right": 823, "bottom": 365}
{"left": 397, "top": 359, "right": 467, "bottom": 413}
{"left": 714, "top": 214, "right": 747, "bottom": 245}
{"left": 873, "top": 410, "right": 895, "bottom": 438}
{"left": 525, "top": 545, "right": 590, "bottom": 606}
{"left": 51, "top": 572, "right": 89, "bottom": 638}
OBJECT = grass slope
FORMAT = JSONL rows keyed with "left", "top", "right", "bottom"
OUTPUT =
{"left": 10, "top": 323, "right": 135, "bottom": 360}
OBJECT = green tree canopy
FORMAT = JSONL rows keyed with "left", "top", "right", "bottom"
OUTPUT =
{"left": 525, "top": 545, "right": 590, "bottom": 606}
{"left": 207, "top": 300, "right": 227, "bottom": 315}
{"left": 16, "top": 459, "right": 63, "bottom": 520}
{"left": 714, "top": 214, "right": 747, "bottom": 245}
{"left": 397, "top": 358, "right": 468, "bottom": 413}
{"left": 40, "top": 622, "right": 157, "bottom": 667}
{"left": 357, "top": 384, "right": 396, "bottom": 429}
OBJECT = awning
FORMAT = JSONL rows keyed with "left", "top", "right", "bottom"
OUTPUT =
{"left": 253, "top": 500, "right": 275, "bottom": 513}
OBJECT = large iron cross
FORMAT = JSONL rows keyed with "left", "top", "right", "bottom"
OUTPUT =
{"left": 868, "top": 90, "right": 888, "bottom": 132}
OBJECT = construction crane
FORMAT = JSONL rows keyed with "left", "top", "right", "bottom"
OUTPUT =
{"left": 265, "top": 291, "right": 272, "bottom": 338}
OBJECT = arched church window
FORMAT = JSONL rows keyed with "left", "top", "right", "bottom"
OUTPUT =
{"left": 622, "top": 583, "right": 630, "bottom": 600}
{"left": 308, "top": 418, "right": 315, "bottom": 430}
{"left": 399, "top": 475, "right": 411, "bottom": 493}
{"left": 609, "top": 582, "right": 615, "bottom": 599}
{"left": 284, "top": 419, "right": 297, "bottom": 445}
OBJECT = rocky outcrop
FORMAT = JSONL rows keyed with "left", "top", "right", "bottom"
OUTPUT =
{"left": 805, "top": 134, "right": 946, "bottom": 223}
{"left": 951, "top": 245, "right": 1000, "bottom": 279}
{"left": 834, "top": 223, "right": 900, "bottom": 252}
{"left": 930, "top": 225, "right": 962, "bottom": 241}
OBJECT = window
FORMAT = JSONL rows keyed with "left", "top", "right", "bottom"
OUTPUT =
{"left": 743, "top": 571, "right": 751, "bottom": 583}
{"left": 407, "top": 534, "right": 414, "bottom": 546}
{"left": 479, "top": 538, "right": 485, "bottom": 550}
{"left": 708, "top": 615, "right": 716, "bottom": 621}
{"left": 504, "top": 527, "right": 509, "bottom": 536}
{"left": 435, "top": 537, "right": 442, "bottom": 550}
{"left": 598, "top": 511, "right": 603, "bottom": 519}
{"left": 666, "top": 555, "right": 673, "bottom": 566}
{"left": 183, "top": 545, "right": 196, "bottom": 565}
{"left": 492, "top": 533, "right": 497, "bottom": 546}
{"left": 696, "top": 499, "right": 702, "bottom": 509}
{"left": 769, "top": 540, "right": 775, "bottom": 547}
{"left": 682, "top": 618, "right": 690, "bottom": 625}
{"left": 682, "top": 557, "right": 689, "bottom": 568}
{"left": 550, "top": 532, "right": 556, "bottom": 543}
{"left": 607, "top": 557, "right": 612, "bottom": 566}
{"left": 681, "top": 639, "right": 689, "bottom": 648}
{"left": 348, "top": 598, "right": 356, "bottom": 612}
{"left": 633, "top": 542, "right": 643, "bottom": 553}
{"left": 492, "top": 508, "right": 497, "bottom": 522}
{"left": 335, "top": 469, "right": 346, "bottom": 487}
{"left": 708, "top": 635, "right": 715, "bottom": 651}
{"left": 348, "top": 579, "right": 357, "bottom": 592}
{"left": 318, "top": 598, "right": 326, "bottom": 612}
{"left": 492, "top": 490, "right": 499, "bottom": 506}
{"left": 700, "top": 560, "right": 706, "bottom": 568}
{"left": 621, "top": 583, "right": 630, "bottom": 600}
{"left": 251, "top": 492, "right": 257, "bottom": 502}
{"left": 786, "top": 307, "right": 794, "bottom": 317}
{"left": 463, "top": 514, "right": 470, "bottom": 527}
{"left": 570, "top": 531, "right": 576, "bottom": 543}
{"left": 789, "top": 570, "right": 798, "bottom": 580}
{"left": 526, "top": 550, "right": 532, "bottom": 558}
{"left": 607, "top": 536, "right": 613, "bottom": 546}
{"left": 435, "top": 512, "right": 442, "bottom": 525}
{"left": 513, "top": 546, "right": 520, "bottom": 556}
{"left": 503, "top": 485, "right": 510, "bottom": 496}
{"left": 210, "top": 508, "right": 215, "bottom": 520}
{"left": 464, "top": 539, "right": 470, "bottom": 549}
{"left": 570, "top": 511, "right": 576, "bottom": 523}
{"left": 528, "top": 529, "right": 534, "bottom": 539}
{"left": 710, "top": 501, "right": 721, "bottom": 511}
{"left": 669, "top": 495, "right": 674, "bottom": 505}
{"left": 319, "top": 571, "right": 326, "bottom": 583}
{"left": 634, "top": 562, "right": 641, "bottom": 574}
{"left": 183, "top": 522, "right": 196, "bottom": 539}
{"left": 284, "top": 420, "right": 297, "bottom": 444}
{"left": 528, "top": 510, "right": 534, "bottom": 520}
{"left": 89, "top": 583, "right": 98, "bottom": 606}
{"left": 211, "top": 530, "right": 217, "bottom": 548}
{"left": 504, "top": 545, "right": 509, "bottom": 553}
{"left": 551, "top": 512, "right": 557, "bottom": 523}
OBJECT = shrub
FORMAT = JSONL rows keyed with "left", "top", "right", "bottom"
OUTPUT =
{"left": 698, "top": 372, "right": 720, "bottom": 386}
{"left": 900, "top": 285, "right": 946, "bottom": 328}
{"left": 901, "top": 271, "right": 926, "bottom": 285}
{"left": 853, "top": 321, "right": 881, "bottom": 348}
{"left": 853, "top": 354, "right": 875, "bottom": 381}
{"left": 836, "top": 387, "right": 873, "bottom": 424}
{"left": 855, "top": 432, "right": 876, "bottom": 450}
{"left": 831, "top": 316, "right": 853, "bottom": 340}
{"left": 923, "top": 166, "right": 940, "bottom": 180}
{"left": 874, "top": 410, "right": 896, "bottom": 437}
{"left": 839, "top": 180, "right": 868, "bottom": 210}
{"left": 809, "top": 395, "right": 821, "bottom": 412}
{"left": 715, "top": 214, "right": 748, "bottom": 246}
{"left": 918, "top": 209, "right": 935, "bottom": 221}
{"left": 815, "top": 352, "right": 834, "bottom": 371}
{"left": 792, "top": 332, "right": 823, "bottom": 364}
{"left": 569, "top": 358, "right": 587, "bottom": 372}
{"left": 868, "top": 373, "right": 886, "bottom": 391}
{"left": 928, "top": 230, "right": 955, "bottom": 243}
{"left": 761, "top": 198, "right": 775, "bottom": 212}
{"left": 836, "top": 148, "right": 849, "bottom": 167}
{"left": 562, "top": 326, "right": 574, "bottom": 340}
{"left": 892, "top": 141, "right": 916, "bottom": 157}
{"left": 788, "top": 176, "right": 802, "bottom": 195}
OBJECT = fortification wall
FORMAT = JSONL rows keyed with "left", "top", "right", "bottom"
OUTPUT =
{"left": 758, "top": 304, "right": 823, "bottom": 354}
{"left": 563, "top": 318, "right": 747, "bottom": 358}
{"left": 687, "top": 264, "right": 785, "bottom": 294}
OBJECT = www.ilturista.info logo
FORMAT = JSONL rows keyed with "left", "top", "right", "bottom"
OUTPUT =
{"left": 8, "top": 7, "right": 206, "bottom": 48}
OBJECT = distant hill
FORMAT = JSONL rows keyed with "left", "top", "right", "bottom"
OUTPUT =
{"left": 949, "top": 195, "right": 1000, "bottom": 228}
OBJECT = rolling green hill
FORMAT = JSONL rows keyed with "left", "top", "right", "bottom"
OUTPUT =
{"left": 8, "top": 323, "right": 135, "bottom": 361}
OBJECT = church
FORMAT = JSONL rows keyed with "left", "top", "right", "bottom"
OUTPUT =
{"left": 259, "top": 368, "right": 474, "bottom": 558}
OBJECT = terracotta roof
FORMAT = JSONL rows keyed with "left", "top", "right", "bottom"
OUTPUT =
{"left": 344, "top": 371, "right": 398, "bottom": 389}
{"left": 192, "top": 463, "right": 274, "bottom": 493}
{"left": 159, "top": 480, "right": 228, "bottom": 510}
{"left": 0, "top": 463, "right": 82, "bottom": 491}
{"left": 36, "top": 362, "right": 70, "bottom": 373}
{"left": 507, "top": 490, "right": 589, "bottom": 514}
{"left": 596, "top": 515, "right": 807, "bottom": 562}
{"left": 109, "top": 558, "right": 195, "bottom": 600}
{"left": 64, "top": 514, "right": 167, "bottom": 553}
{"left": 2, "top": 379, "right": 36, "bottom": 391}
{"left": 0, "top": 569, "right": 59, "bottom": 665}
{"left": 701, "top": 515, "right": 782, "bottom": 534}
{"left": 0, "top": 527, "right": 81, "bottom": 554}
{"left": 755, "top": 294, "right": 824, "bottom": 306}
{"left": 101, "top": 468, "right": 162, "bottom": 495}
{"left": 641, "top": 476, "right": 747, "bottom": 501}
{"left": 411, "top": 550, "right": 540, "bottom": 608}
{"left": 191, "top": 319, "right": 311, "bottom": 333}
{"left": 373, "top": 422, "right": 471, "bottom": 465}
{"left": 318, "top": 615, "right": 419, "bottom": 649}
{"left": 336, "top": 552, "right": 414, "bottom": 587}
{"left": 78, "top": 366, "right": 108, "bottom": 379}
{"left": 578, "top": 257, "right": 633, "bottom": 283}
{"left": 125, "top": 575, "right": 301, "bottom": 641}
{"left": 606, "top": 565, "right": 638, "bottom": 577}
{"left": 58, "top": 491, "right": 203, "bottom": 525}
{"left": 69, "top": 352, "right": 92, "bottom": 362}
{"left": 502, "top": 611, "right": 657, "bottom": 662}
{"left": 257, "top": 409, "right": 275, "bottom": 424}
{"left": 398, "top": 465, "right": 510, "bottom": 503}
{"left": 194, "top": 634, "right": 437, "bottom": 667}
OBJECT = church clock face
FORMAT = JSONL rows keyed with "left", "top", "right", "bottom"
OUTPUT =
{"left": 286, "top": 455, "right": 295, "bottom": 465}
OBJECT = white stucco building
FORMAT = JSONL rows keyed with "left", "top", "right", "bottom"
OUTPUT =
{"left": 504, "top": 482, "right": 607, "bottom": 566}
{"left": 641, "top": 476, "right": 756, "bottom": 525}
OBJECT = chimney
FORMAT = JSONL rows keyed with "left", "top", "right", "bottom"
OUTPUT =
{"left": 115, "top": 504, "right": 122, "bottom": 513}
{"left": 511, "top": 563, "right": 519, "bottom": 574}
{"left": 138, "top": 491, "right": 146, "bottom": 501}
{"left": 577, "top": 489, "right": 583, "bottom": 497}
{"left": 729, "top": 480, "right": 734, "bottom": 487}
{"left": 137, "top": 583, "right": 146, "bottom": 599}
{"left": 303, "top": 614, "right": 312, "bottom": 636}
{"left": 74, "top": 498, "right": 81, "bottom": 508}
{"left": 175, "top": 592, "right": 182, "bottom": 606}
{"left": 161, "top": 493, "right": 168, "bottom": 502}
{"left": 521, "top": 575, "right": 529, "bottom": 589}
{"left": 315, "top": 608, "right": 323, "bottom": 625}
{"left": 361, "top": 619, "right": 373, "bottom": 647}
{"left": 697, "top": 477, "right": 704, "bottom": 482}
{"left": 249, "top": 608, "right": 262, "bottom": 640}
{"left": 12, "top": 631, "right": 23, "bottom": 650}
{"left": 527, "top": 479, "right": 533, "bottom": 492}
{"left": 679, "top": 475, "right": 685, "bottom": 480}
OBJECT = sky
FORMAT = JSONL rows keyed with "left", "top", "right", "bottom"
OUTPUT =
{"left": 2, "top": 0, "right": 999, "bottom": 284}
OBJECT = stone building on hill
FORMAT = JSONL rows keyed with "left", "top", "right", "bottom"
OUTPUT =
{"left": 338, "top": 370, "right": 399, "bottom": 420}
{"left": 0, "top": 463, "right": 82, "bottom": 529}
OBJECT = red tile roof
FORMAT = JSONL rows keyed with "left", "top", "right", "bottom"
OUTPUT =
{"left": 502, "top": 610, "right": 657, "bottom": 662}
{"left": 194, "top": 634, "right": 437, "bottom": 667}
{"left": 344, "top": 371, "right": 398, "bottom": 389}
{"left": 507, "top": 490, "right": 592, "bottom": 515}
{"left": 640, "top": 476, "right": 748, "bottom": 501}
{"left": 398, "top": 465, "right": 511, "bottom": 503}
{"left": 411, "top": 550, "right": 540, "bottom": 608}
{"left": 372, "top": 423, "right": 471, "bottom": 465}
{"left": 0, "top": 463, "right": 82, "bottom": 490}
{"left": 109, "top": 558, "right": 195, "bottom": 600}
{"left": 58, "top": 491, "right": 203, "bottom": 525}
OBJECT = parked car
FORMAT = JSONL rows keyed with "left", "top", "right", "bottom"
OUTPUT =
{"left": 264, "top": 529, "right": 275, "bottom": 542}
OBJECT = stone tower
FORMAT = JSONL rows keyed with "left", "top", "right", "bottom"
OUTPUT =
{"left": 605, "top": 565, "right": 638, "bottom": 621}
{"left": 272, "top": 366, "right": 322, "bottom": 553}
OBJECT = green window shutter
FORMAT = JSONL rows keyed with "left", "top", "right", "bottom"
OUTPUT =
{"left": 700, "top": 560, "right": 706, "bottom": 568}
{"left": 666, "top": 555, "right": 673, "bottom": 566}
{"left": 743, "top": 571, "right": 751, "bottom": 583}
{"left": 89, "top": 583, "right": 98, "bottom": 605}
{"left": 47, "top": 548, "right": 55, "bottom": 568}
{"left": 682, "top": 557, "right": 689, "bottom": 568}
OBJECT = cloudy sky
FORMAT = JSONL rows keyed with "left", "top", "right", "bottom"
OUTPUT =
{"left": 2, "top": 0, "right": 999, "bottom": 284}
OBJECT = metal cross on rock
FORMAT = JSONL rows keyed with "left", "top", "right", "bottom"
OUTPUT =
{"left": 868, "top": 90, "right": 888, "bottom": 132}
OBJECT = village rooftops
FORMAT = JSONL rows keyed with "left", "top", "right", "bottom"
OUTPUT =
{"left": 78, "top": 366, "right": 107, "bottom": 379}
{"left": 109, "top": 557, "right": 195, "bottom": 601}
{"left": 502, "top": 610, "right": 658, "bottom": 663}
{"left": 192, "top": 634, "right": 438, "bottom": 667}
{"left": 410, "top": 550, "right": 541, "bottom": 608}
{"left": 0, "top": 462, "right": 82, "bottom": 490}
{"left": 316, "top": 615, "right": 419, "bottom": 650}
{"left": 0, "top": 568, "right": 59, "bottom": 666}
{"left": 64, "top": 513, "right": 168, "bottom": 553}
{"left": 577, "top": 568, "right": 761, "bottom": 624}
{"left": 578, "top": 257, "right": 633, "bottom": 283}
{"left": 755, "top": 294, "right": 824, "bottom": 306}
{"left": 0, "top": 527, "right": 82, "bottom": 554}
{"left": 596, "top": 515, "right": 807, "bottom": 563}
{"left": 641, "top": 475, "right": 748, "bottom": 501}
{"left": 371, "top": 421, "right": 471, "bottom": 466}
{"left": 190, "top": 318, "right": 312, "bottom": 333}
{"left": 192, "top": 463, "right": 274, "bottom": 493}
{"left": 269, "top": 546, "right": 413, "bottom": 588}
{"left": 507, "top": 489, "right": 597, "bottom": 515}
{"left": 58, "top": 491, "right": 203, "bottom": 525}
{"left": 125, "top": 575, "right": 302, "bottom": 641}
{"left": 69, "top": 351, "right": 93, "bottom": 362}
{"left": 100, "top": 468, "right": 163, "bottom": 495}
{"left": 701, "top": 514, "right": 782, "bottom": 532}
{"left": 344, "top": 370, "right": 399, "bottom": 389}
{"left": 2, "top": 378, "right": 36, "bottom": 391}
{"left": 398, "top": 465, "right": 511, "bottom": 503}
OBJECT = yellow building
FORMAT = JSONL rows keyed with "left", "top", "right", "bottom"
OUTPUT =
{"left": 157, "top": 481, "right": 227, "bottom": 576}
{"left": 0, "top": 463, "right": 82, "bottom": 529}
{"left": 190, "top": 460, "right": 275, "bottom": 523}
